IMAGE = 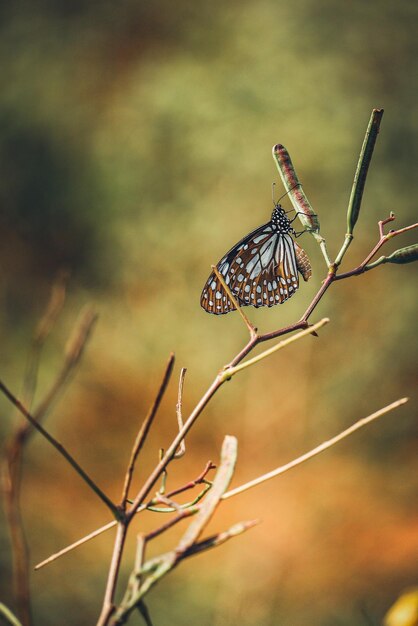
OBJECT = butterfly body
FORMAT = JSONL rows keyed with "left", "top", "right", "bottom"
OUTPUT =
{"left": 201, "top": 204, "right": 312, "bottom": 315}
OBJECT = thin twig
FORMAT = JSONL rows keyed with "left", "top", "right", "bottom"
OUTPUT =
{"left": 119, "top": 534, "right": 147, "bottom": 610}
{"left": 0, "top": 603, "right": 23, "bottom": 626}
{"left": 126, "top": 313, "right": 321, "bottom": 525}
{"left": 21, "top": 272, "right": 68, "bottom": 412}
{"left": 0, "top": 380, "right": 118, "bottom": 516}
{"left": 222, "top": 398, "right": 408, "bottom": 500}
{"left": 2, "top": 273, "right": 67, "bottom": 626}
{"left": 33, "top": 208, "right": 417, "bottom": 572}
{"left": 228, "top": 320, "right": 308, "bottom": 368}
{"left": 98, "top": 355, "right": 176, "bottom": 625}
{"left": 35, "top": 315, "right": 330, "bottom": 572}
{"left": 221, "top": 318, "right": 329, "bottom": 380}
{"left": 136, "top": 519, "right": 260, "bottom": 578}
{"left": 2, "top": 300, "right": 97, "bottom": 626}
{"left": 97, "top": 523, "right": 127, "bottom": 625}
{"left": 120, "top": 354, "right": 175, "bottom": 506}
{"left": 153, "top": 494, "right": 183, "bottom": 513}
{"left": 30, "top": 307, "right": 98, "bottom": 427}
{"left": 34, "top": 520, "right": 118, "bottom": 570}
{"left": 145, "top": 507, "right": 198, "bottom": 541}
{"left": 335, "top": 220, "right": 418, "bottom": 280}
{"left": 110, "top": 437, "right": 238, "bottom": 624}
{"left": 212, "top": 265, "right": 257, "bottom": 339}
{"left": 34, "top": 396, "right": 409, "bottom": 581}
{"left": 2, "top": 276, "right": 68, "bottom": 626}
{"left": 174, "top": 368, "right": 187, "bottom": 459}
{"left": 34, "top": 461, "right": 216, "bottom": 570}
{"left": 166, "top": 460, "right": 215, "bottom": 498}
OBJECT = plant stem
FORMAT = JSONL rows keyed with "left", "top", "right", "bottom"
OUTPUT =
{"left": 97, "top": 523, "right": 128, "bottom": 626}
{"left": 121, "top": 354, "right": 175, "bottom": 506}
{"left": 222, "top": 397, "right": 408, "bottom": 499}
{"left": 0, "top": 380, "right": 118, "bottom": 517}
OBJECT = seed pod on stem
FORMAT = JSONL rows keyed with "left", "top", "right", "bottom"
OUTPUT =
{"left": 366, "top": 243, "right": 418, "bottom": 270}
{"left": 272, "top": 144, "right": 320, "bottom": 234}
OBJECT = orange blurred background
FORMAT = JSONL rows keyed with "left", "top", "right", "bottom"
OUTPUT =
{"left": 0, "top": 1, "right": 417, "bottom": 624}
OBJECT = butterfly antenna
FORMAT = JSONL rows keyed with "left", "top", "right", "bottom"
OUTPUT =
{"left": 276, "top": 181, "right": 301, "bottom": 205}
{"left": 271, "top": 182, "right": 276, "bottom": 206}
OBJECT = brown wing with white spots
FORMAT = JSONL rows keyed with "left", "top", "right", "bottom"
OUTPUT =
{"left": 200, "top": 271, "right": 237, "bottom": 314}
{"left": 200, "top": 223, "right": 271, "bottom": 314}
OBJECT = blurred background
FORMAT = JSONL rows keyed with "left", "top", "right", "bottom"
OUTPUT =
{"left": 0, "top": 0, "right": 417, "bottom": 624}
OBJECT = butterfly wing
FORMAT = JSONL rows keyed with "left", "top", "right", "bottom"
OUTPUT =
{"left": 233, "top": 232, "right": 299, "bottom": 308}
{"left": 202, "top": 224, "right": 303, "bottom": 315}
{"left": 200, "top": 223, "right": 271, "bottom": 314}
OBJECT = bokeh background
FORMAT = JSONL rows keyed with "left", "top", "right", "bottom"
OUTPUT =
{"left": 0, "top": 1, "right": 417, "bottom": 624}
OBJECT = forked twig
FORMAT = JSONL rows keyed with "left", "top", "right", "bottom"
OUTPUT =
{"left": 34, "top": 461, "right": 216, "bottom": 570}
{"left": 34, "top": 395, "right": 406, "bottom": 571}
{"left": 220, "top": 318, "right": 329, "bottom": 381}
{"left": 138, "top": 519, "right": 260, "bottom": 577}
{"left": 335, "top": 217, "right": 418, "bottom": 280}
{"left": 110, "top": 437, "right": 240, "bottom": 624}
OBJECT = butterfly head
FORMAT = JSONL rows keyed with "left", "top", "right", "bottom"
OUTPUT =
{"left": 271, "top": 203, "right": 292, "bottom": 234}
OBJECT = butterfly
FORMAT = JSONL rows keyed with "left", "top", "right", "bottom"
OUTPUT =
{"left": 200, "top": 203, "right": 312, "bottom": 315}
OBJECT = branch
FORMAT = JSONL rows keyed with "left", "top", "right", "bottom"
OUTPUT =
{"left": 0, "top": 380, "right": 118, "bottom": 516}
{"left": 34, "top": 461, "right": 216, "bottom": 570}
{"left": 174, "top": 368, "right": 187, "bottom": 459}
{"left": 335, "top": 218, "right": 418, "bottom": 280}
{"left": 0, "top": 603, "right": 23, "bottom": 626}
{"left": 2, "top": 292, "right": 96, "bottom": 626}
{"left": 33, "top": 203, "right": 417, "bottom": 571}
{"left": 220, "top": 318, "right": 329, "bottom": 381}
{"left": 98, "top": 354, "right": 176, "bottom": 625}
{"left": 2, "top": 275, "right": 67, "bottom": 626}
{"left": 137, "top": 519, "right": 259, "bottom": 577}
{"left": 120, "top": 354, "right": 175, "bottom": 506}
{"left": 223, "top": 397, "right": 408, "bottom": 500}
{"left": 110, "top": 436, "right": 240, "bottom": 625}
{"left": 212, "top": 265, "right": 257, "bottom": 338}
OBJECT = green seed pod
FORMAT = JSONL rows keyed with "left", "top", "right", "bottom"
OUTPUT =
{"left": 385, "top": 244, "right": 418, "bottom": 265}
{"left": 347, "top": 109, "right": 384, "bottom": 234}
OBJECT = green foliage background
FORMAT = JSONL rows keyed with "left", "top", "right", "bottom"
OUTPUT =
{"left": 0, "top": 1, "right": 417, "bottom": 625}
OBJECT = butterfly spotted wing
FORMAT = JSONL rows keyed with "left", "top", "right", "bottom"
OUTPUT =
{"left": 200, "top": 204, "right": 311, "bottom": 315}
